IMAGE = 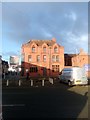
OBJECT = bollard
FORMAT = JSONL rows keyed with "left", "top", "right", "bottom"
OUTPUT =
{"left": 19, "top": 80, "right": 21, "bottom": 86}
{"left": 31, "top": 79, "right": 33, "bottom": 86}
{"left": 42, "top": 80, "right": 44, "bottom": 86}
{"left": 6, "top": 80, "right": 9, "bottom": 86}
{"left": 52, "top": 79, "right": 53, "bottom": 84}
{"left": 49, "top": 78, "right": 53, "bottom": 84}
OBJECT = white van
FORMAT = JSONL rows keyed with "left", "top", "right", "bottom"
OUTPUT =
{"left": 58, "top": 67, "right": 88, "bottom": 86}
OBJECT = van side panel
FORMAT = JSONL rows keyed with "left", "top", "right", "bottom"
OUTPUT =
{"left": 60, "top": 67, "right": 88, "bottom": 85}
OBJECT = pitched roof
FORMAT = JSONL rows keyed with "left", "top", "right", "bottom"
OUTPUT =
{"left": 27, "top": 39, "right": 56, "bottom": 46}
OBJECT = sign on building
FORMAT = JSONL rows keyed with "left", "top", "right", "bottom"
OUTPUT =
{"left": 84, "top": 64, "right": 90, "bottom": 71}
{"left": 10, "top": 56, "right": 19, "bottom": 65}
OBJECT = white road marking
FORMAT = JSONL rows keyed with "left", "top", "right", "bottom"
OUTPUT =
{"left": 0, "top": 113, "right": 2, "bottom": 119}
{"left": 0, "top": 104, "right": 25, "bottom": 107}
{"left": 0, "top": 93, "right": 28, "bottom": 94}
{"left": 0, "top": 113, "right": 2, "bottom": 116}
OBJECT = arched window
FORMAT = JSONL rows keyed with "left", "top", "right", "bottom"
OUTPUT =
{"left": 54, "top": 47, "right": 58, "bottom": 53}
{"left": 52, "top": 55, "right": 56, "bottom": 62}
{"left": 56, "top": 55, "right": 59, "bottom": 62}
{"left": 32, "top": 46, "right": 35, "bottom": 52}
{"left": 43, "top": 46, "right": 46, "bottom": 53}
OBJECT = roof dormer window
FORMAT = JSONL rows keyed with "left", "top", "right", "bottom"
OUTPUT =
{"left": 43, "top": 46, "right": 46, "bottom": 53}
{"left": 54, "top": 47, "right": 58, "bottom": 53}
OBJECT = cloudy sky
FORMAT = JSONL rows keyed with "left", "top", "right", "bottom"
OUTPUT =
{"left": 1, "top": 2, "right": 88, "bottom": 61}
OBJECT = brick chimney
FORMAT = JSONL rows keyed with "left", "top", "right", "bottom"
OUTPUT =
{"left": 80, "top": 48, "right": 84, "bottom": 53}
{"left": 52, "top": 38, "right": 56, "bottom": 42}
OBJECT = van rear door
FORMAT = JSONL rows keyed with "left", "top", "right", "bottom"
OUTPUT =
{"left": 62, "top": 69, "right": 73, "bottom": 82}
{"left": 74, "top": 68, "right": 88, "bottom": 85}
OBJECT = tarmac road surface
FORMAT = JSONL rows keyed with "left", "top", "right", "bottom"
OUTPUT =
{"left": 2, "top": 84, "right": 88, "bottom": 119}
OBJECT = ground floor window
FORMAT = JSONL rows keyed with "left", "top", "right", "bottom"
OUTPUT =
{"left": 30, "top": 67, "right": 38, "bottom": 73}
{"left": 52, "top": 65, "right": 59, "bottom": 72}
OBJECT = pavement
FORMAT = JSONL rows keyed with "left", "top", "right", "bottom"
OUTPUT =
{"left": 2, "top": 83, "right": 89, "bottom": 120}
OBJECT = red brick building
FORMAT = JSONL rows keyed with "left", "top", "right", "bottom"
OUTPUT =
{"left": 64, "top": 49, "right": 90, "bottom": 78}
{"left": 65, "top": 49, "right": 89, "bottom": 67}
{"left": 21, "top": 38, "right": 64, "bottom": 77}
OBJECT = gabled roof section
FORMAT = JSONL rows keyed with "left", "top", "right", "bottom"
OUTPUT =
{"left": 79, "top": 48, "right": 87, "bottom": 55}
{"left": 26, "top": 39, "right": 56, "bottom": 46}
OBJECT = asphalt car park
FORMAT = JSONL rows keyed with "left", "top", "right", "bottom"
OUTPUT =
{"left": 2, "top": 82, "right": 89, "bottom": 119}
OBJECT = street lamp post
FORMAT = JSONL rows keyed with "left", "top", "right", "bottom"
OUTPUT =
{"left": 49, "top": 47, "right": 51, "bottom": 77}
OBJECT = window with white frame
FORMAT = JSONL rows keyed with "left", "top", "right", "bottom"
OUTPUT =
{"left": 43, "top": 47, "right": 46, "bottom": 53}
{"left": 30, "top": 67, "right": 38, "bottom": 73}
{"left": 52, "top": 65, "right": 59, "bottom": 72}
{"left": 43, "top": 55, "right": 46, "bottom": 62}
{"left": 52, "top": 55, "right": 56, "bottom": 62}
{"left": 56, "top": 55, "right": 59, "bottom": 62}
{"left": 28, "top": 55, "right": 32, "bottom": 62}
{"left": 37, "top": 55, "right": 40, "bottom": 62}
{"left": 32, "top": 46, "right": 35, "bottom": 52}
{"left": 54, "top": 47, "right": 58, "bottom": 53}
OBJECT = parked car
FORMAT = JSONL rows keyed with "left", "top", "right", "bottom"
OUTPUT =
{"left": 58, "top": 67, "right": 88, "bottom": 86}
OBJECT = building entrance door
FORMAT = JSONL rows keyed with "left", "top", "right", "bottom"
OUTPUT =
{"left": 43, "top": 67, "right": 47, "bottom": 76}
